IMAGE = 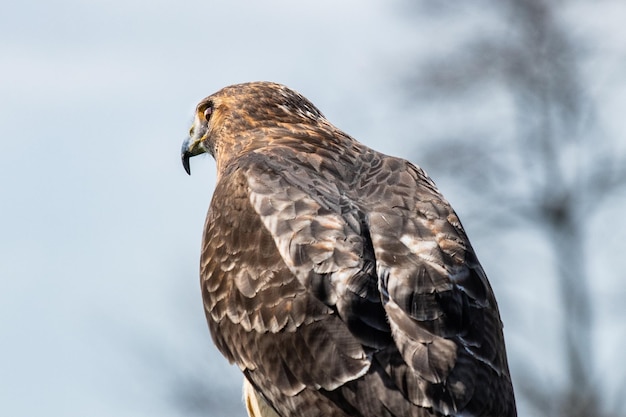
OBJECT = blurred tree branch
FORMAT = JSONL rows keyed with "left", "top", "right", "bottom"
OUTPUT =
{"left": 403, "top": 0, "right": 626, "bottom": 416}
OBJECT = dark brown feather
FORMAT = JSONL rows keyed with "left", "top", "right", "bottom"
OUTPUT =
{"left": 187, "top": 82, "right": 517, "bottom": 417}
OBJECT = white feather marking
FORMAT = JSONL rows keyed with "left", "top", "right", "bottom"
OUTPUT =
{"left": 400, "top": 234, "right": 438, "bottom": 255}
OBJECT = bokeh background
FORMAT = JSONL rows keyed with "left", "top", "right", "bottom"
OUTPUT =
{"left": 2, "top": 1, "right": 626, "bottom": 416}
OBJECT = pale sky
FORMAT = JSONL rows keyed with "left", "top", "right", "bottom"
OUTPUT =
{"left": 2, "top": 1, "right": 625, "bottom": 416}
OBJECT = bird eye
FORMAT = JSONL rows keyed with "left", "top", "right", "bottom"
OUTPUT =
{"left": 203, "top": 106, "right": 213, "bottom": 120}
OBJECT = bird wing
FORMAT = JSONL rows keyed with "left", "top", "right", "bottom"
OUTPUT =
{"left": 202, "top": 139, "right": 515, "bottom": 416}
{"left": 201, "top": 149, "right": 374, "bottom": 416}
{"left": 358, "top": 155, "right": 516, "bottom": 416}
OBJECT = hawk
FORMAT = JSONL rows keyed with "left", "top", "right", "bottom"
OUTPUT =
{"left": 181, "top": 82, "right": 517, "bottom": 417}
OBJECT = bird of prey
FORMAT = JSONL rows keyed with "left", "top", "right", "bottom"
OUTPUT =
{"left": 181, "top": 82, "right": 517, "bottom": 417}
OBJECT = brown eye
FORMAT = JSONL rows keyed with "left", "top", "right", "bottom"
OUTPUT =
{"left": 203, "top": 106, "right": 213, "bottom": 120}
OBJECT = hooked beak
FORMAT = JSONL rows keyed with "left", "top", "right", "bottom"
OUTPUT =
{"left": 181, "top": 134, "right": 206, "bottom": 176}
{"left": 181, "top": 137, "right": 193, "bottom": 175}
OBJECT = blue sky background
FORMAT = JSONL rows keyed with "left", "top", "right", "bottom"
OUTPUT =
{"left": 2, "top": 1, "right": 626, "bottom": 416}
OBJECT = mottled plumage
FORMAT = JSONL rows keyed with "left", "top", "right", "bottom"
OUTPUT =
{"left": 182, "top": 82, "right": 516, "bottom": 417}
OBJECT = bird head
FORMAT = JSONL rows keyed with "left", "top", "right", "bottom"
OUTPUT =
{"left": 181, "top": 82, "right": 325, "bottom": 175}
{"left": 181, "top": 95, "right": 220, "bottom": 175}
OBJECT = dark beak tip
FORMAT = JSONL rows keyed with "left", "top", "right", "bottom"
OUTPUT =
{"left": 182, "top": 151, "right": 191, "bottom": 175}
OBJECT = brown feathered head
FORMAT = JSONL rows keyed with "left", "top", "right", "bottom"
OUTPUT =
{"left": 181, "top": 82, "right": 325, "bottom": 175}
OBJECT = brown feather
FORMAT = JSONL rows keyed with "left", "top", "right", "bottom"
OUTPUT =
{"left": 184, "top": 82, "right": 517, "bottom": 417}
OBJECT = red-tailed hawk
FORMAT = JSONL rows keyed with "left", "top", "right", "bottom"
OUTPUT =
{"left": 182, "top": 82, "right": 516, "bottom": 417}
